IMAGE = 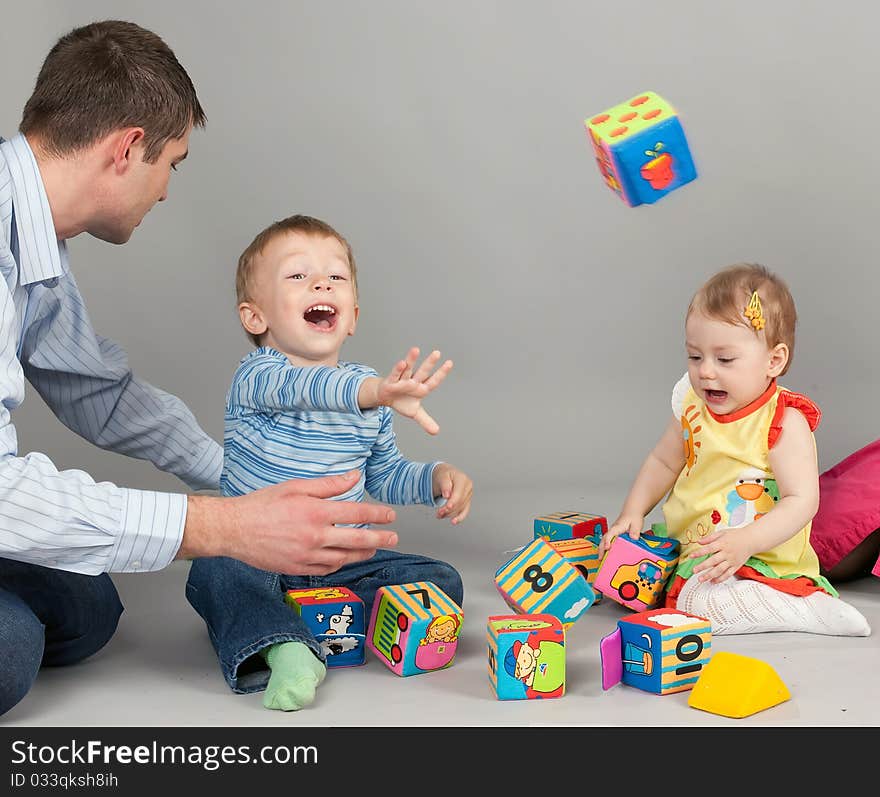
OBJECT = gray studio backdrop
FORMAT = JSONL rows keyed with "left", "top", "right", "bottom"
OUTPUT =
{"left": 2, "top": 1, "right": 878, "bottom": 526}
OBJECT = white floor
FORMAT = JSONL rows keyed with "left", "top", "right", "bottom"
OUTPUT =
{"left": 4, "top": 485, "right": 880, "bottom": 727}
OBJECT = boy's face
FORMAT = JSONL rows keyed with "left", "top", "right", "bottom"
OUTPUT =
{"left": 685, "top": 310, "right": 788, "bottom": 415}
{"left": 241, "top": 231, "right": 358, "bottom": 367}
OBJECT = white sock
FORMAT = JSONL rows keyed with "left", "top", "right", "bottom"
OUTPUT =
{"left": 677, "top": 576, "right": 871, "bottom": 637}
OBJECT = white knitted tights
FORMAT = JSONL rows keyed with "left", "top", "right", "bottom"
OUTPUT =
{"left": 676, "top": 576, "right": 870, "bottom": 636}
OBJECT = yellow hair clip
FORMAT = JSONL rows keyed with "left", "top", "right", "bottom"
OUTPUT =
{"left": 743, "top": 290, "right": 765, "bottom": 331}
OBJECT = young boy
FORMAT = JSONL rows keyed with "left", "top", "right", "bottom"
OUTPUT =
{"left": 186, "top": 215, "right": 473, "bottom": 710}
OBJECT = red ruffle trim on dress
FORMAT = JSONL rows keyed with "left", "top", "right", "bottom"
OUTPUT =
{"left": 768, "top": 390, "right": 821, "bottom": 449}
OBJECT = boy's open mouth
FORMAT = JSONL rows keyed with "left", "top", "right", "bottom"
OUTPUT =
{"left": 705, "top": 389, "right": 728, "bottom": 403}
{"left": 303, "top": 304, "right": 337, "bottom": 330}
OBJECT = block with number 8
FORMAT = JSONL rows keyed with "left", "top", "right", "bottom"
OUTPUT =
{"left": 494, "top": 538, "right": 595, "bottom": 628}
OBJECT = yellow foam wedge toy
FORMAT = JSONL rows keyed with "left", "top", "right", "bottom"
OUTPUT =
{"left": 688, "top": 651, "right": 790, "bottom": 718}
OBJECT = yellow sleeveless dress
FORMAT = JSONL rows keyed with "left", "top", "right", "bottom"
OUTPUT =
{"left": 660, "top": 374, "right": 836, "bottom": 603}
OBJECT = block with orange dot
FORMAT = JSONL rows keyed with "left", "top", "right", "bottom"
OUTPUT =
{"left": 585, "top": 91, "right": 697, "bottom": 207}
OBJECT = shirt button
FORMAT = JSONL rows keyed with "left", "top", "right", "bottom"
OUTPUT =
{"left": 131, "top": 561, "right": 142, "bottom": 569}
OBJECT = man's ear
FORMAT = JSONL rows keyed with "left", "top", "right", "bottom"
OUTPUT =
{"left": 239, "top": 302, "right": 267, "bottom": 338}
{"left": 767, "top": 342, "right": 789, "bottom": 378}
{"left": 109, "top": 127, "right": 146, "bottom": 174}
{"left": 348, "top": 304, "right": 359, "bottom": 337}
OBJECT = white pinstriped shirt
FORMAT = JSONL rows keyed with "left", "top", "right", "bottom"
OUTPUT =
{"left": 0, "top": 133, "right": 223, "bottom": 575}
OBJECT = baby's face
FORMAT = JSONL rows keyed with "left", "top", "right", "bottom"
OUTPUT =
{"left": 685, "top": 311, "right": 783, "bottom": 415}
{"left": 246, "top": 231, "right": 358, "bottom": 367}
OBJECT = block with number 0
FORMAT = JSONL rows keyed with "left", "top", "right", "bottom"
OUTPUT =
{"left": 366, "top": 581, "right": 463, "bottom": 676}
{"left": 494, "top": 538, "right": 595, "bottom": 628}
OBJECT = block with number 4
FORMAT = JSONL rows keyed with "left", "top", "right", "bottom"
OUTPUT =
{"left": 495, "top": 538, "right": 595, "bottom": 628}
{"left": 366, "top": 581, "right": 463, "bottom": 676}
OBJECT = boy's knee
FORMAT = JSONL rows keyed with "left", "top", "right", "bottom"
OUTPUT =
{"left": 431, "top": 563, "right": 464, "bottom": 607}
{"left": 0, "top": 612, "right": 44, "bottom": 716}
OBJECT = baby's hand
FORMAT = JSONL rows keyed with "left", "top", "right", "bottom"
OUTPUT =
{"left": 377, "top": 347, "right": 453, "bottom": 435}
{"left": 432, "top": 463, "right": 473, "bottom": 525}
{"left": 689, "top": 526, "right": 753, "bottom": 583}
{"left": 598, "top": 514, "right": 644, "bottom": 559}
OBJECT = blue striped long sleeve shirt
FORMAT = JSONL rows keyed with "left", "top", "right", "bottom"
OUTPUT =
{"left": 222, "top": 347, "right": 438, "bottom": 517}
{"left": 0, "top": 133, "right": 223, "bottom": 575}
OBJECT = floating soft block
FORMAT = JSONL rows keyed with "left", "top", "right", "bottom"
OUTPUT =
{"left": 593, "top": 531, "right": 680, "bottom": 611}
{"left": 534, "top": 511, "right": 608, "bottom": 543}
{"left": 495, "top": 538, "right": 595, "bottom": 628}
{"left": 688, "top": 651, "right": 791, "bottom": 718}
{"left": 284, "top": 586, "right": 366, "bottom": 667}
{"left": 585, "top": 91, "right": 697, "bottom": 207}
{"left": 600, "top": 608, "right": 711, "bottom": 694}
{"left": 487, "top": 614, "right": 566, "bottom": 700}
{"left": 548, "top": 536, "right": 603, "bottom": 604}
{"left": 366, "top": 581, "right": 462, "bottom": 676}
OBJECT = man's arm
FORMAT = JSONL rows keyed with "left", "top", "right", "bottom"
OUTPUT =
{"left": 20, "top": 271, "right": 221, "bottom": 491}
{"left": 178, "top": 470, "right": 399, "bottom": 575}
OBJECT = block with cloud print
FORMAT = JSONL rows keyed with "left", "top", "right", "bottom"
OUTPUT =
{"left": 495, "top": 538, "right": 595, "bottom": 628}
{"left": 600, "top": 608, "right": 712, "bottom": 695}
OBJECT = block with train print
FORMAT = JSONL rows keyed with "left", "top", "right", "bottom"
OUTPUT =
{"left": 284, "top": 586, "right": 366, "bottom": 668}
{"left": 593, "top": 530, "right": 679, "bottom": 610}
{"left": 366, "top": 581, "right": 462, "bottom": 677}
{"left": 494, "top": 538, "right": 595, "bottom": 628}
{"left": 487, "top": 614, "right": 566, "bottom": 701}
{"left": 599, "top": 608, "right": 712, "bottom": 695}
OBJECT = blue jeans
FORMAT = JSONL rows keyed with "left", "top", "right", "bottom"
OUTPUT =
{"left": 0, "top": 559, "right": 124, "bottom": 716}
{"left": 186, "top": 549, "right": 463, "bottom": 693}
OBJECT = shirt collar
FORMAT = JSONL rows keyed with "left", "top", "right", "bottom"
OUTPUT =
{"left": 0, "top": 133, "right": 68, "bottom": 285}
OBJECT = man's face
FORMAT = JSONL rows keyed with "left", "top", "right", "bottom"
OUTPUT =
{"left": 243, "top": 231, "right": 359, "bottom": 367}
{"left": 92, "top": 127, "right": 191, "bottom": 244}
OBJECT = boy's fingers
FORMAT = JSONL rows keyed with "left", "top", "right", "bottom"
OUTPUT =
{"left": 423, "top": 360, "right": 453, "bottom": 391}
{"left": 414, "top": 407, "right": 439, "bottom": 435}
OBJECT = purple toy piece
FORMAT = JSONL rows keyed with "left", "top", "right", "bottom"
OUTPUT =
{"left": 599, "top": 627, "right": 623, "bottom": 690}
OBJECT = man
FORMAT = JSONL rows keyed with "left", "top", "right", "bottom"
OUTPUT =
{"left": 0, "top": 20, "right": 398, "bottom": 716}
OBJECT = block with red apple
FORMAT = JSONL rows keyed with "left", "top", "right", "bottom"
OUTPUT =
{"left": 584, "top": 91, "right": 697, "bottom": 206}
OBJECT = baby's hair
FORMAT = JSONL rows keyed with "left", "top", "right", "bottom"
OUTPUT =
{"left": 236, "top": 214, "right": 357, "bottom": 347}
{"left": 687, "top": 263, "right": 797, "bottom": 375}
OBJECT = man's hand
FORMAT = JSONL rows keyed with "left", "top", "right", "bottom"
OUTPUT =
{"left": 432, "top": 463, "right": 473, "bottom": 525}
{"left": 178, "top": 470, "right": 399, "bottom": 575}
{"left": 376, "top": 347, "right": 453, "bottom": 435}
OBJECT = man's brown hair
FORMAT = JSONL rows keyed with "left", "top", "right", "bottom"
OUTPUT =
{"left": 236, "top": 215, "right": 358, "bottom": 347}
{"left": 20, "top": 20, "right": 205, "bottom": 163}
{"left": 687, "top": 262, "right": 797, "bottom": 375}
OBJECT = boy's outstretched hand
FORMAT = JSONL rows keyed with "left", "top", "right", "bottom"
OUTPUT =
{"left": 376, "top": 347, "right": 453, "bottom": 435}
{"left": 432, "top": 463, "right": 473, "bottom": 525}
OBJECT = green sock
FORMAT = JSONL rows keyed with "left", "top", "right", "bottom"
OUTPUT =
{"left": 260, "top": 641, "right": 327, "bottom": 711}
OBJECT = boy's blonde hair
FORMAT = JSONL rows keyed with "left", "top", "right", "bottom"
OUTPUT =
{"left": 687, "top": 263, "right": 797, "bottom": 375}
{"left": 236, "top": 214, "right": 358, "bottom": 347}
